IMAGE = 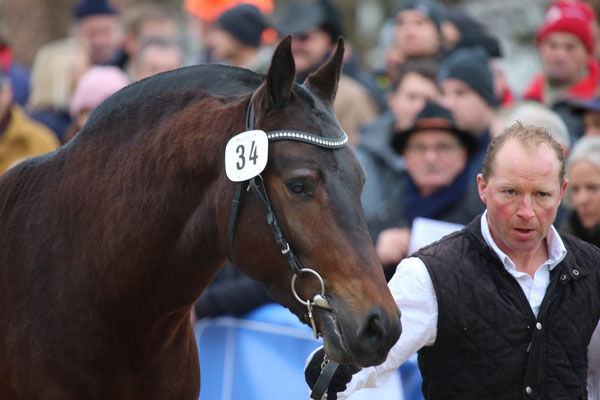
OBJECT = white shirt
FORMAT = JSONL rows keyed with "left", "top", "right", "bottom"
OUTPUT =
{"left": 341, "top": 211, "right": 600, "bottom": 399}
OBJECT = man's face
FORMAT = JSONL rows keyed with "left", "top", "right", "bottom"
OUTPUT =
{"left": 132, "top": 45, "right": 182, "bottom": 81}
{"left": 395, "top": 10, "right": 440, "bottom": 59}
{"left": 206, "top": 28, "right": 243, "bottom": 63}
{"left": 125, "top": 19, "right": 178, "bottom": 59}
{"left": 441, "top": 78, "right": 493, "bottom": 135}
{"left": 568, "top": 159, "right": 600, "bottom": 229}
{"left": 389, "top": 72, "right": 440, "bottom": 131}
{"left": 538, "top": 32, "right": 588, "bottom": 86}
{"left": 584, "top": 110, "right": 600, "bottom": 136}
{"left": 290, "top": 29, "right": 332, "bottom": 76}
{"left": 477, "top": 139, "right": 567, "bottom": 259}
{"left": 77, "top": 14, "right": 121, "bottom": 64}
{"left": 403, "top": 130, "right": 468, "bottom": 196}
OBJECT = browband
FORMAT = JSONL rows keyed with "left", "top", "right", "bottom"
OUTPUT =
{"left": 245, "top": 87, "right": 348, "bottom": 150}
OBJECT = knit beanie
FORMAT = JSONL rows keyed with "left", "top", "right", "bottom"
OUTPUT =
{"left": 536, "top": 0, "right": 596, "bottom": 54}
{"left": 74, "top": 0, "right": 117, "bottom": 20}
{"left": 273, "top": 0, "right": 344, "bottom": 40}
{"left": 445, "top": 9, "right": 502, "bottom": 58}
{"left": 394, "top": 0, "right": 446, "bottom": 33}
{"left": 70, "top": 66, "right": 130, "bottom": 118}
{"left": 438, "top": 47, "right": 498, "bottom": 107}
{"left": 216, "top": 4, "right": 267, "bottom": 48}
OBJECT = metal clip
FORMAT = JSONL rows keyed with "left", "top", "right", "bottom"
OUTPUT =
{"left": 313, "top": 294, "right": 333, "bottom": 310}
{"left": 307, "top": 301, "right": 319, "bottom": 339}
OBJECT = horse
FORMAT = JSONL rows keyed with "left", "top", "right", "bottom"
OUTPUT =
{"left": 0, "top": 36, "right": 401, "bottom": 399}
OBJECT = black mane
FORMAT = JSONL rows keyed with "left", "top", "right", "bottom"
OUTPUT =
{"left": 84, "top": 64, "right": 264, "bottom": 131}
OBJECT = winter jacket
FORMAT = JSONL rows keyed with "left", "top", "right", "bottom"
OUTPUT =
{"left": 0, "top": 105, "right": 59, "bottom": 175}
{"left": 366, "top": 170, "right": 484, "bottom": 242}
{"left": 416, "top": 217, "right": 600, "bottom": 399}
{"left": 560, "top": 209, "right": 600, "bottom": 248}
{"left": 354, "top": 112, "right": 406, "bottom": 220}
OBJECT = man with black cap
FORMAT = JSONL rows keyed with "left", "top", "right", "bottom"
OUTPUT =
{"left": 273, "top": 0, "right": 379, "bottom": 145}
{"left": 393, "top": 0, "right": 446, "bottom": 61}
{"left": 73, "top": 0, "right": 122, "bottom": 65}
{"left": 366, "top": 102, "right": 484, "bottom": 275}
{"left": 206, "top": 4, "right": 272, "bottom": 73}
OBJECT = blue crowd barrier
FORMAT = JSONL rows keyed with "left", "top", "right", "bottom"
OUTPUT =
{"left": 194, "top": 303, "right": 423, "bottom": 400}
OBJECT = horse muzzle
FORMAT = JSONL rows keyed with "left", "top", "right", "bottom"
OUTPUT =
{"left": 316, "top": 302, "right": 402, "bottom": 367}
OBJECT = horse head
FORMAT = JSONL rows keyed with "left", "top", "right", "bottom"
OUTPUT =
{"left": 229, "top": 36, "right": 401, "bottom": 367}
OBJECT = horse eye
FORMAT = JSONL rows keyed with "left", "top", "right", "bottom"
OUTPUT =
{"left": 287, "top": 182, "right": 306, "bottom": 195}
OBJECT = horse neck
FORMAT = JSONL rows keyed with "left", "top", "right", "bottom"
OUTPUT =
{"left": 68, "top": 95, "right": 246, "bottom": 325}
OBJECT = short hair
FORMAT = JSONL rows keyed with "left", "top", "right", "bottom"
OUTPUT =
{"left": 391, "top": 58, "right": 439, "bottom": 92}
{"left": 505, "top": 101, "right": 571, "bottom": 150}
{"left": 482, "top": 121, "right": 566, "bottom": 184}
{"left": 567, "top": 136, "right": 600, "bottom": 172}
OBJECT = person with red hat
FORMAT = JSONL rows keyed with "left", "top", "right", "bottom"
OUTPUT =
{"left": 523, "top": 0, "right": 599, "bottom": 138}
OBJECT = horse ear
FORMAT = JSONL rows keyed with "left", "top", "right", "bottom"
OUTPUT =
{"left": 264, "top": 35, "right": 296, "bottom": 107}
{"left": 305, "top": 37, "right": 344, "bottom": 103}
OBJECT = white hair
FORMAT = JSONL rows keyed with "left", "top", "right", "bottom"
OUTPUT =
{"left": 567, "top": 136, "right": 600, "bottom": 172}
{"left": 504, "top": 101, "right": 571, "bottom": 150}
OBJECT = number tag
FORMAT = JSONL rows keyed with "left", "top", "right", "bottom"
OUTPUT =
{"left": 225, "top": 130, "right": 269, "bottom": 182}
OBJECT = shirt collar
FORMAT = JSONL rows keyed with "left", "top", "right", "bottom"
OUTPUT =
{"left": 480, "top": 210, "right": 567, "bottom": 270}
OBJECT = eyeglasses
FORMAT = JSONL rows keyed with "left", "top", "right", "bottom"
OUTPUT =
{"left": 405, "top": 142, "right": 463, "bottom": 157}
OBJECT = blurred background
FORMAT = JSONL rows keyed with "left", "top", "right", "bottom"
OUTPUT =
{"left": 1, "top": 0, "right": 591, "bottom": 95}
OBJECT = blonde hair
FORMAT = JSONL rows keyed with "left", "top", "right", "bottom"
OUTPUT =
{"left": 27, "top": 38, "right": 89, "bottom": 112}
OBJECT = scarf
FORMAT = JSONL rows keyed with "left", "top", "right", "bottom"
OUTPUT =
{"left": 403, "top": 166, "right": 471, "bottom": 224}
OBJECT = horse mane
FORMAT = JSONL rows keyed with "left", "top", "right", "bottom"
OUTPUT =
{"left": 81, "top": 64, "right": 264, "bottom": 137}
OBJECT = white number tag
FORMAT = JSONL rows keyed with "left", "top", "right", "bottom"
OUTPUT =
{"left": 225, "top": 130, "right": 269, "bottom": 182}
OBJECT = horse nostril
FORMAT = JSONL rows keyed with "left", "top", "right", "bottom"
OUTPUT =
{"left": 357, "top": 309, "right": 387, "bottom": 351}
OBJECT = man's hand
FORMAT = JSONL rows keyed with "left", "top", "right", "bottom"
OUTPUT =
{"left": 305, "top": 347, "right": 361, "bottom": 400}
{"left": 376, "top": 227, "right": 411, "bottom": 265}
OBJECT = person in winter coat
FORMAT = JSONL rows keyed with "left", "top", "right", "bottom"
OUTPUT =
{"left": 367, "top": 102, "right": 484, "bottom": 277}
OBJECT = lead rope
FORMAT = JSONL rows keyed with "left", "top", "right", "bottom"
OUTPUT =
{"left": 311, "top": 354, "right": 340, "bottom": 400}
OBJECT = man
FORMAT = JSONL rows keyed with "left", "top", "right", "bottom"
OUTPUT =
{"left": 73, "top": 0, "right": 122, "bottom": 65}
{"left": 184, "top": 0, "right": 274, "bottom": 65}
{"left": 374, "top": 0, "right": 445, "bottom": 93}
{"left": 438, "top": 46, "right": 498, "bottom": 176}
{"left": 570, "top": 97, "right": 600, "bottom": 137}
{"left": 206, "top": 4, "right": 272, "bottom": 73}
{"left": 394, "top": 0, "right": 445, "bottom": 61}
{"left": 368, "top": 102, "right": 484, "bottom": 277}
{"left": 306, "top": 123, "right": 600, "bottom": 399}
{"left": 130, "top": 37, "right": 183, "bottom": 82}
{"left": 523, "top": 0, "right": 598, "bottom": 138}
{"left": 273, "top": 0, "right": 378, "bottom": 145}
{"left": 0, "top": 67, "right": 59, "bottom": 174}
{"left": 356, "top": 59, "right": 440, "bottom": 220}
{"left": 108, "top": 3, "right": 179, "bottom": 75}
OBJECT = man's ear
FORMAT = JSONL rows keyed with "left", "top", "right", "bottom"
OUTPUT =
{"left": 559, "top": 178, "right": 568, "bottom": 202}
{"left": 477, "top": 174, "right": 487, "bottom": 205}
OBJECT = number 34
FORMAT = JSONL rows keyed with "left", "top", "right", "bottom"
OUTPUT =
{"left": 236, "top": 140, "right": 258, "bottom": 170}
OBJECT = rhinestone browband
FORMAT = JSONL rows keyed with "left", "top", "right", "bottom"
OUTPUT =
{"left": 266, "top": 130, "right": 348, "bottom": 149}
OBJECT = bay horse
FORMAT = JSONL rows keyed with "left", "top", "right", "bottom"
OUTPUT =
{"left": 0, "top": 37, "right": 401, "bottom": 399}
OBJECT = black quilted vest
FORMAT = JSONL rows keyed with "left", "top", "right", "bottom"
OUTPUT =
{"left": 415, "top": 216, "right": 600, "bottom": 399}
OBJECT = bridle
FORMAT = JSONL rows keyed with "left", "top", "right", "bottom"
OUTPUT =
{"left": 226, "top": 88, "right": 347, "bottom": 339}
